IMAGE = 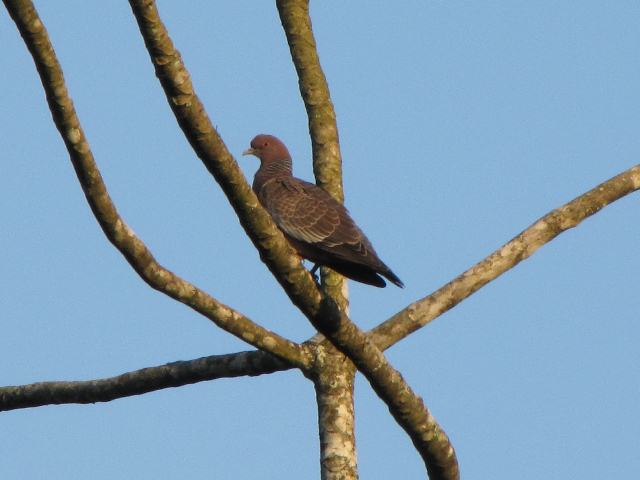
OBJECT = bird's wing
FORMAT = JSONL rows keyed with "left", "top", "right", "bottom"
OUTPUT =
{"left": 259, "top": 177, "right": 372, "bottom": 257}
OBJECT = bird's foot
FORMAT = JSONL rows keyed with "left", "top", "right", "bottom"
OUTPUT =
{"left": 310, "top": 263, "right": 321, "bottom": 286}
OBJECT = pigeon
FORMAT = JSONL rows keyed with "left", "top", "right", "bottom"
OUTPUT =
{"left": 243, "top": 134, "right": 403, "bottom": 288}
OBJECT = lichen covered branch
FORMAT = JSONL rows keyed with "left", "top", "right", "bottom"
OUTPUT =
{"left": 373, "top": 165, "right": 640, "bottom": 349}
{"left": 128, "top": 0, "right": 325, "bottom": 315}
{"left": 1, "top": 351, "right": 292, "bottom": 411}
{"left": 276, "top": 0, "right": 348, "bottom": 303}
{"left": 4, "top": 0, "right": 308, "bottom": 369}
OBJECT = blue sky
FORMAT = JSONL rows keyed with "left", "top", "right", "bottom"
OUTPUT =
{"left": 1, "top": 1, "right": 639, "bottom": 478}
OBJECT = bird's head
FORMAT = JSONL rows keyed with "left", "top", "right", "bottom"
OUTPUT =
{"left": 243, "top": 134, "right": 291, "bottom": 164}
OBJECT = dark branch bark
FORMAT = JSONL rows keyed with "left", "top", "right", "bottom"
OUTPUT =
{"left": 371, "top": 165, "right": 640, "bottom": 350}
{"left": 0, "top": 351, "right": 292, "bottom": 412}
{"left": 3, "top": 0, "right": 309, "bottom": 370}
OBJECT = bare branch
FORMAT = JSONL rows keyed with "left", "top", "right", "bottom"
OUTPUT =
{"left": 372, "top": 165, "right": 640, "bottom": 349}
{"left": 310, "top": 307, "right": 459, "bottom": 480}
{"left": 8, "top": 0, "right": 458, "bottom": 476}
{"left": 310, "top": 346, "right": 358, "bottom": 480}
{"left": 3, "top": 0, "right": 309, "bottom": 370}
{"left": 274, "top": 2, "right": 459, "bottom": 477}
{"left": 276, "top": 0, "right": 347, "bottom": 307}
{"left": 128, "top": 0, "right": 326, "bottom": 317}
{"left": 0, "top": 351, "right": 291, "bottom": 412}
{"left": 276, "top": 0, "right": 343, "bottom": 201}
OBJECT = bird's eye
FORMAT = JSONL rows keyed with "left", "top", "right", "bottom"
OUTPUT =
{"left": 263, "top": 142, "right": 269, "bottom": 148}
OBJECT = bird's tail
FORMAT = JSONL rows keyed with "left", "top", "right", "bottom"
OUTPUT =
{"left": 327, "top": 261, "right": 404, "bottom": 288}
{"left": 381, "top": 267, "right": 404, "bottom": 288}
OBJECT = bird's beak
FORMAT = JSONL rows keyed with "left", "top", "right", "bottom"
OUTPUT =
{"left": 242, "top": 147, "right": 256, "bottom": 157}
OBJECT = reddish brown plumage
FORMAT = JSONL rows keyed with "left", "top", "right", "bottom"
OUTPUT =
{"left": 243, "top": 134, "right": 403, "bottom": 288}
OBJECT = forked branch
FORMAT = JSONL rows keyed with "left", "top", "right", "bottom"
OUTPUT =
{"left": 128, "top": 1, "right": 459, "bottom": 478}
{"left": 128, "top": 2, "right": 460, "bottom": 478}
{"left": 3, "top": 0, "right": 309, "bottom": 370}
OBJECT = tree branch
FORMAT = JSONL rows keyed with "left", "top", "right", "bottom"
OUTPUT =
{"left": 275, "top": 2, "right": 459, "bottom": 478}
{"left": 123, "top": 2, "right": 458, "bottom": 477}
{"left": 275, "top": 0, "right": 343, "bottom": 202}
{"left": 274, "top": 2, "right": 459, "bottom": 478}
{"left": 0, "top": 351, "right": 291, "bottom": 412}
{"left": 309, "top": 305, "right": 459, "bottom": 480}
{"left": 3, "top": 0, "right": 309, "bottom": 370}
{"left": 310, "top": 346, "right": 358, "bottom": 480}
{"left": 128, "top": 0, "right": 326, "bottom": 317}
{"left": 276, "top": 0, "right": 347, "bottom": 306}
{"left": 371, "top": 165, "right": 640, "bottom": 350}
